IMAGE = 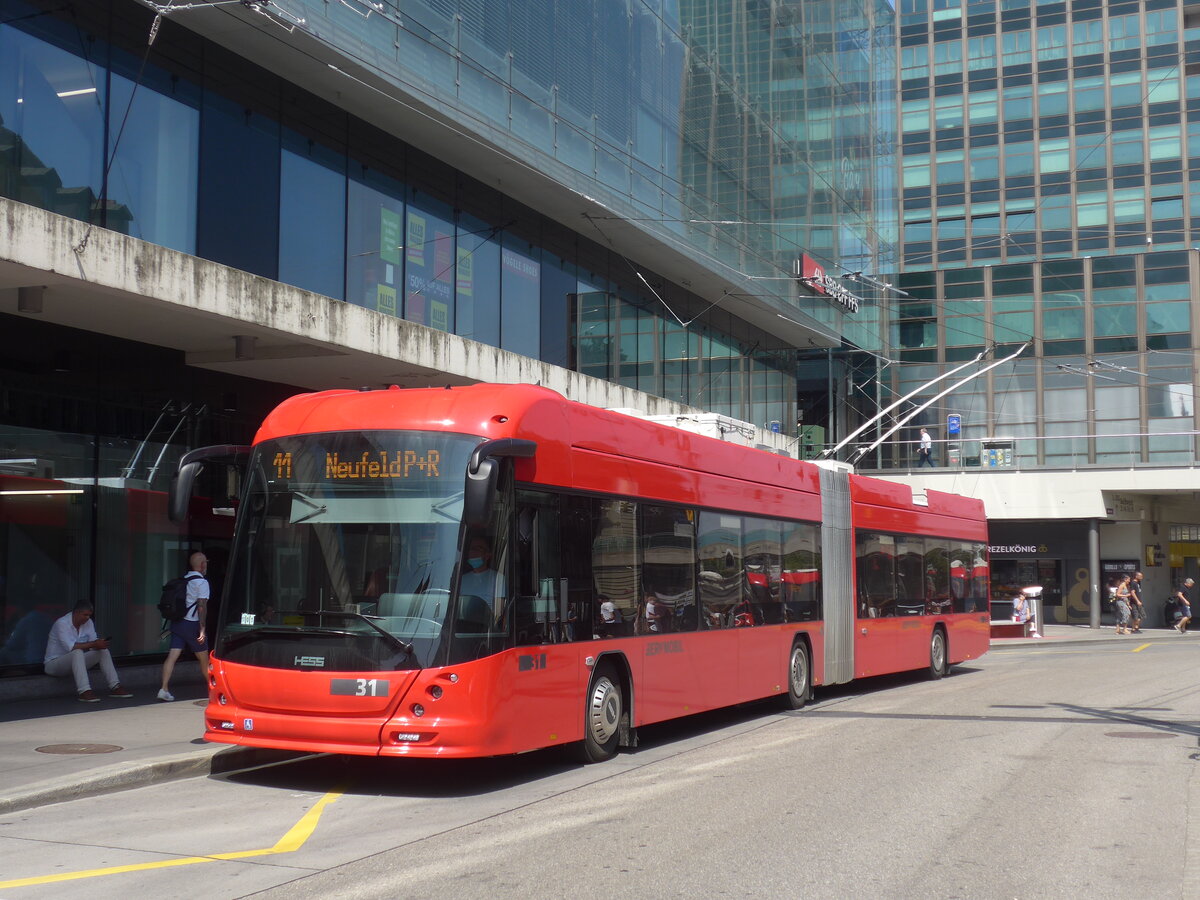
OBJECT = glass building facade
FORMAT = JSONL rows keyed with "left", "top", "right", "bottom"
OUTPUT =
{"left": 874, "top": 0, "right": 1199, "bottom": 471}
{"left": 0, "top": 0, "right": 898, "bottom": 671}
{"left": 878, "top": 0, "right": 1200, "bottom": 624}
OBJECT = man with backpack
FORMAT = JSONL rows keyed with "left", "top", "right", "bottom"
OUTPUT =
{"left": 158, "top": 551, "right": 209, "bottom": 702}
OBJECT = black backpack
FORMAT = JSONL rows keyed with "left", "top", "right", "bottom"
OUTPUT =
{"left": 158, "top": 573, "right": 200, "bottom": 622}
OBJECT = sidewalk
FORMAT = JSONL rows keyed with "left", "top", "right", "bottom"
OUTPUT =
{"left": 989, "top": 622, "right": 1185, "bottom": 647}
{"left": 0, "top": 624, "right": 1184, "bottom": 815}
{"left": 0, "top": 662, "right": 298, "bottom": 815}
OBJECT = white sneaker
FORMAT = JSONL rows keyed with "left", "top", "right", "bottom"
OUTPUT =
{"left": 157, "top": 688, "right": 175, "bottom": 702}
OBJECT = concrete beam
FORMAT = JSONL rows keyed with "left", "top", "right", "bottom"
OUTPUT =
{"left": 0, "top": 197, "right": 797, "bottom": 454}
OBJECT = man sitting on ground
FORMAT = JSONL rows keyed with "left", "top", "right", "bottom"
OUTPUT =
{"left": 44, "top": 601, "right": 132, "bottom": 701}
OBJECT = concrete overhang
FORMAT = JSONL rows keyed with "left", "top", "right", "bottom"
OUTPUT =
{"left": 143, "top": 1, "right": 841, "bottom": 351}
{"left": 0, "top": 196, "right": 794, "bottom": 437}
{"left": 883, "top": 467, "right": 1200, "bottom": 521}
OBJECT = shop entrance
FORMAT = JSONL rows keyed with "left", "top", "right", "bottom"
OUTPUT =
{"left": 990, "top": 559, "right": 1062, "bottom": 622}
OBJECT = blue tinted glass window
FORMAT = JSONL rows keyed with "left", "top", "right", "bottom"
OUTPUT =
{"left": 1094, "top": 305, "right": 1136, "bottom": 337}
{"left": 456, "top": 213, "right": 500, "bottom": 346}
{"left": 405, "top": 193, "right": 455, "bottom": 331}
{"left": 1147, "top": 302, "right": 1189, "bottom": 334}
{"left": 0, "top": 26, "right": 104, "bottom": 223}
{"left": 576, "top": 285, "right": 613, "bottom": 379}
{"left": 539, "top": 255, "right": 575, "bottom": 367}
{"left": 347, "top": 169, "right": 404, "bottom": 316}
{"left": 106, "top": 73, "right": 199, "bottom": 253}
{"left": 501, "top": 238, "right": 541, "bottom": 358}
{"left": 279, "top": 137, "right": 346, "bottom": 301}
{"left": 197, "top": 93, "right": 279, "bottom": 277}
{"left": 1046, "top": 307, "right": 1084, "bottom": 340}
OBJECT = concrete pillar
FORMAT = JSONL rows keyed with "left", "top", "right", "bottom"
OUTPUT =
{"left": 1089, "top": 517, "right": 1100, "bottom": 628}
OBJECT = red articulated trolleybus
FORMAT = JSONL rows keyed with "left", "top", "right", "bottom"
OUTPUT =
{"left": 169, "top": 383, "right": 989, "bottom": 762}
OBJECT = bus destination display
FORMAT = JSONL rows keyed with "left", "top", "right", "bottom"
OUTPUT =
{"left": 272, "top": 450, "right": 441, "bottom": 481}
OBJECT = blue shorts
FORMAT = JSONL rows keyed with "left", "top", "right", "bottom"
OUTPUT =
{"left": 169, "top": 619, "right": 208, "bottom": 652}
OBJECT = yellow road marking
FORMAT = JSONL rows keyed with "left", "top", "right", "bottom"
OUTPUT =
{"left": 1133, "top": 643, "right": 1151, "bottom": 652}
{"left": 0, "top": 790, "right": 342, "bottom": 889}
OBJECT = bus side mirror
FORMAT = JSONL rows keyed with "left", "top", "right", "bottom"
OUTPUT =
{"left": 168, "top": 461, "right": 203, "bottom": 523}
{"left": 462, "top": 438, "right": 537, "bottom": 527}
{"left": 463, "top": 457, "right": 499, "bottom": 528}
{"left": 167, "top": 444, "right": 251, "bottom": 524}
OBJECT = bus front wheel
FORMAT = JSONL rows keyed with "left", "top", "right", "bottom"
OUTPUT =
{"left": 929, "top": 628, "right": 948, "bottom": 679}
{"left": 783, "top": 641, "right": 810, "bottom": 709}
{"left": 579, "top": 664, "right": 623, "bottom": 763}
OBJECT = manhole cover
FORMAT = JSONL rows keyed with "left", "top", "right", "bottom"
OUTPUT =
{"left": 1105, "top": 731, "right": 1177, "bottom": 740}
{"left": 36, "top": 743, "right": 123, "bottom": 754}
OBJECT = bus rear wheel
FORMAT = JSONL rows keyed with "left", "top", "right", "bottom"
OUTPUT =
{"left": 783, "top": 641, "right": 810, "bottom": 709}
{"left": 579, "top": 664, "right": 622, "bottom": 763}
{"left": 929, "top": 628, "right": 948, "bottom": 679}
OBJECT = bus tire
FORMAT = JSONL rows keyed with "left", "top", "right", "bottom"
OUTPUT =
{"left": 783, "top": 640, "right": 810, "bottom": 710}
{"left": 579, "top": 664, "right": 623, "bottom": 763}
{"left": 929, "top": 627, "right": 948, "bottom": 680}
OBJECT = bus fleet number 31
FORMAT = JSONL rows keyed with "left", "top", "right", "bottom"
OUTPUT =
{"left": 330, "top": 678, "right": 390, "bottom": 696}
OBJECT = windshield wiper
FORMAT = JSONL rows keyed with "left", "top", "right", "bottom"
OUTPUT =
{"left": 221, "top": 625, "right": 354, "bottom": 653}
{"left": 290, "top": 491, "right": 327, "bottom": 524}
{"left": 316, "top": 610, "right": 414, "bottom": 656}
{"left": 431, "top": 490, "right": 464, "bottom": 522}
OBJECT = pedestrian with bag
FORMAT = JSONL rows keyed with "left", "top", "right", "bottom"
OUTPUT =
{"left": 1113, "top": 574, "right": 1132, "bottom": 635}
{"left": 1173, "top": 577, "right": 1194, "bottom": 633}
{"left": 158, "top": 551, "right": 209, "bottom": 701}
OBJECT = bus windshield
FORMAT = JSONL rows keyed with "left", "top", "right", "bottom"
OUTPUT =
{"left": 216, "top": 430, "right": 482, "bottom": 671}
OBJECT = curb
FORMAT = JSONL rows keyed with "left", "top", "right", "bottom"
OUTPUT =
{"left": 0, "top": 662, "right": 204, "bottom": 704}
{"left": 990, "top": 632, "right": 1182, "bottom": 650}
{"left": 0, "top": 746, "right": 309, "bottom": 816}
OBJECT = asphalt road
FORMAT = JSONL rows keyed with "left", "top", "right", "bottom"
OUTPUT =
{"left": 2, "top": 638, "right": 1198, "bottom": 899}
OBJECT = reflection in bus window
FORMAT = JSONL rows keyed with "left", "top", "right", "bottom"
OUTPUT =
{"left": 857, "top": 533, "right": 896, "bottom": 618}
{"left": 895, "top": 536, "right": 926, "bottom": 615}
{"left": 640, "top": 504, "right": 696, "bottom": 632}
{"left": 698, "top": 512, "right": 742, "bottom": 628}
{"left": 743, "top": 517, "right": 782, "bottom": 625}
{"left": 592, "top": 499, "right": 638, "bottom": 635}
{"left": 782, "top": 521, "right": 822, "bottom": 621}
{"left": 926, "top": 542, "right": 951, "bottom": 612}
{"left": 969, "top": 547, "right": 989, "bottom": 613}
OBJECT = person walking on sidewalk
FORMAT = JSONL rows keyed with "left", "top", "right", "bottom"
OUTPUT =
{"left": 917, "top": 428, "right": 935, "bottom": 468}
{"left": 1113, "top": 574, "right": 1132, "bottom": 635}
{"left": 1129, "top": 571, "right": 1145, "bottom": 634}
{"left": 159, "top": 552, "right": 209, "bottom": 701}
{"left": 1173, "top": 578, "right": 1194, "bottom": 633}
{"left": 43, "top": 601, "right": 133, "bottom": 701}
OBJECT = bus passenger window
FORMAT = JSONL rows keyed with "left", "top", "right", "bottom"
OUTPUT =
{"left": 698, "top": 512, "right": 742, "bottom": 628}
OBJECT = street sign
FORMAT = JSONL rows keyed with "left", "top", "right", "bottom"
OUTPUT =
{"left": 947, "top": 414, "right": 961, "bottom": 436}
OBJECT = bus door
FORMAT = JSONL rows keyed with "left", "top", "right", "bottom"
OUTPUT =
{"left": 508, "top": 492, "right": 584, "bottom": 736}
{"left": 694, "top": 512, "right": 747, "bottom": 709}
{"left": 634, "top": 504, "right": 728, "bottom": 718}
{"left": 854, "top": 534, "right": 899, "bottom": 677}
